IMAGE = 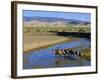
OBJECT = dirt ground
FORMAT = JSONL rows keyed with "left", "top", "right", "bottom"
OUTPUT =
{"left": 23, "top": 34, "right": 71, "bottom": 53}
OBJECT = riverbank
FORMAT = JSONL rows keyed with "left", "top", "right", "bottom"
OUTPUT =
{"left": 64, "top": 48, "right": 91, "bottom": 61}
{"left": 24, "top": 35, "right": 78, "bottom": 53}
{"left": 81, "top": 48, "right": 91, "bottom": 61}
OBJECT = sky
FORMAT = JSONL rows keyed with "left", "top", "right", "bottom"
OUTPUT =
{"left": 23, "top": 10, "right": 91, "bottom": 22}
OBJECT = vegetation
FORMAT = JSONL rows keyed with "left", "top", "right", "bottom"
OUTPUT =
{"left": 24, "top": 26, "right": 91, "bottom": 35}
{"left": 81, "top": 48, "right": 91, "bottom": 61}
{"left": 65, "top": 48, "right": 91, "bottom": 61}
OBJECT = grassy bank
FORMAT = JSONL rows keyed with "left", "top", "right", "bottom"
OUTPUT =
{"left": 81, "top": 48, "right": 91, "bottom": 61}
{"left": 65, "top": 48, "right": 91, "bottom": 61}
{"left": 24, "top": 26, "right": 91, "bottom": 34}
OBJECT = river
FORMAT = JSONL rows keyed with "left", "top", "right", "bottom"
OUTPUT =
{"left": 23, "top": 36, "right": 91, "bottom": 69}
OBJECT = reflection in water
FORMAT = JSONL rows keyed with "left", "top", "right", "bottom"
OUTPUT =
{"left": 23, "top": 37, "right": 91, "bottom": 69}
{"left": 54, "top": 55, "right": 84, "bottom": 67}
{"left": 78, "top": 58, "right": 83, "bottom": 66}
{"left": 55, "top": 56, "right": 65, "bottom": 67}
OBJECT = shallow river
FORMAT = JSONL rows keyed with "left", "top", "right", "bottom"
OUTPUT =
{"left": 23, "top": 37, "right": 91, "bottom": 69}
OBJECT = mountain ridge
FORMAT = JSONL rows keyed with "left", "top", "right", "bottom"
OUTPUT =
{"left": 24, "top": 16, "right": 90, "bottom": 25}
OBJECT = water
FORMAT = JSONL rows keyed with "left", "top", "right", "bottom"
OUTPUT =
{"left": 23, "top": 37, "right": 91, "bottom": 69}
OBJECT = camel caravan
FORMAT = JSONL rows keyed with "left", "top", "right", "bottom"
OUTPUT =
{"left": 53, "top": 48, "right": 83, "bottom": 58}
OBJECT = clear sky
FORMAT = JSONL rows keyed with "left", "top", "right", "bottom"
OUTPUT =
{"left": 23, "top": 10, "right": 91, "bottom": 22}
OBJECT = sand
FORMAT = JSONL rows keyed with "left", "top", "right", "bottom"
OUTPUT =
{"left": 24, "top": 34, "right": 71, "bottom": 53}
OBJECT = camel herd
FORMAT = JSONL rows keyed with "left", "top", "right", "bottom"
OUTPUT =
{"left": 53, "top": 48, "right": 83, "bottom": 58}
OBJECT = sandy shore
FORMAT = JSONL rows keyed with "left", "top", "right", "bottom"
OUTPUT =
{"left": 24, "top": 35, "right": 72, "bottom": 53}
